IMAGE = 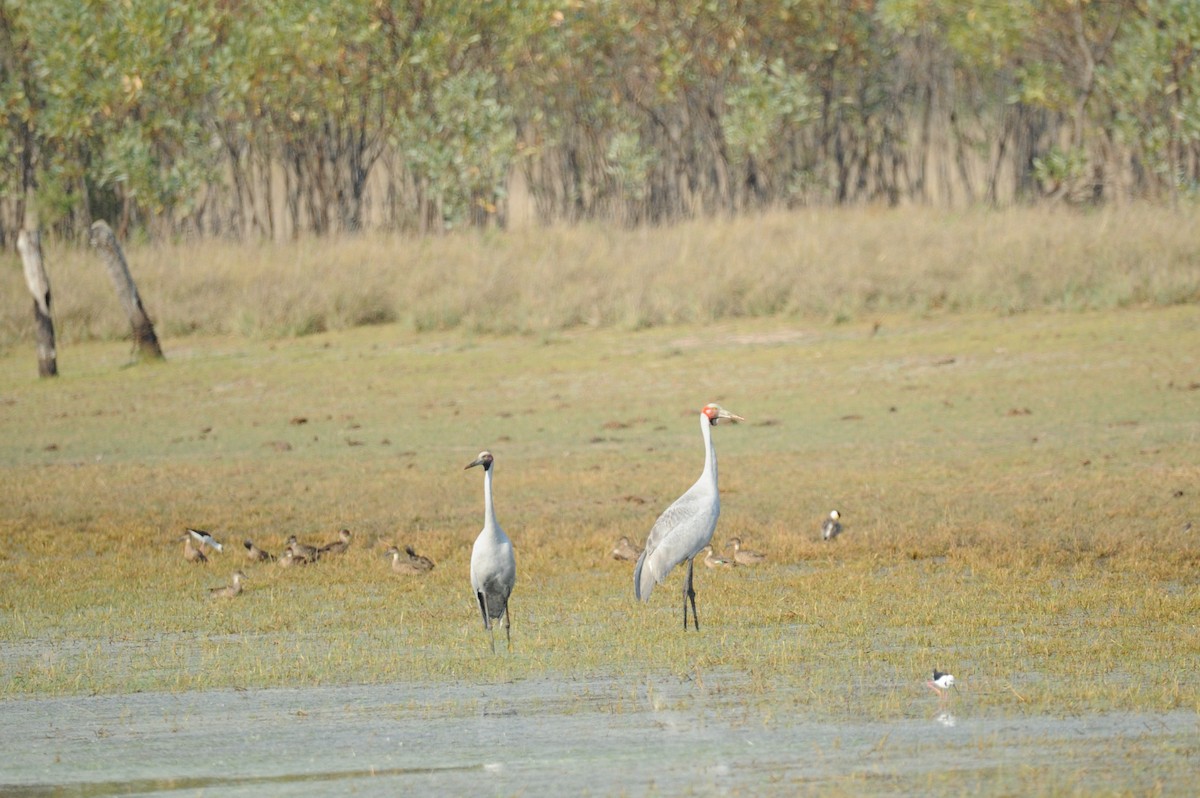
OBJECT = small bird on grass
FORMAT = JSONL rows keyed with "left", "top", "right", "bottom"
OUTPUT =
{"left": 610, "top": 536, "right": 643, "bottom": 562}
{"left": 187, "top": 528, "right": 224, "bottom": 553}
{"left": 926, "top": 669, "right": 956, "bottom": 698}
{"left": 277, "top": 549, "right": 307, "bottom": 568}
{"left": 725, "top": 536, "right": 766, "bottom": 566}
{"left": 702, "top": 545, "right": 735, "bottom": 569}
{"left": 179, "top": 534, "right": 207, "bottom": 564}
{"left": 821, "top": 510, "right": 843, "bottom": 541}
{"left": 243, "top": 539, "right": 275, "bottom": 562}
{"left": 386, "top": 545, "right": 435, "bottom": 574}
{"left": 285, "top": 535, "right": 321, "bottom": 562}
{"left": 403, "top": 544, "right": 435, "bottom": 571}
{"left": 319, "top": 528, "right": 352, "bottom": 556}
{"left": 209, "top": 571, "right": 246, "bottom": 599}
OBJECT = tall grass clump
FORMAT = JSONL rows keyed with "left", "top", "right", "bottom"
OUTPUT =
{"left": 1, "top": 205, "right": 1197, "bottom": 347}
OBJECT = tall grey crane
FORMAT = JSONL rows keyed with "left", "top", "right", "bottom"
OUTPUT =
{"left": 466, "top": 451, "right": 517, "bottom": 653}
{"left": 634, "top": 403, "right": 743, "bottom": 630}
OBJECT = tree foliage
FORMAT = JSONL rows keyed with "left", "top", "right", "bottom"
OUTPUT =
{"left": 1, "top": 0, "right": 1197, "bottom": 242}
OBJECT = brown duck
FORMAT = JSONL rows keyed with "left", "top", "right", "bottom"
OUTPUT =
{"left": 243, "top": 539, "right": 275, "bottom": 562}
{"left": 610, "top": 535, "right": 643, "bottom": 562}
{"left": 725, "top": 536, "right": 766, "bottom": 566}
{"left": 180, "top": 534, "right": 208, "bottom": 564}
{"left": 702, "top": 545, "right": 735, "bottom": 569}
{"left": 285, "top": 535, "right": 321, "bottom": 562}
{"left": 386, "top": 545, "right": 435, "bottom": 575}
{"left": 277, "top": 549, "right": 308, "bottom": 568}
{"left": 319, "top": 528, "right": 352, "bottom": 556}
{"left": 209, "top": 571, "right": 246, "bottom": 599}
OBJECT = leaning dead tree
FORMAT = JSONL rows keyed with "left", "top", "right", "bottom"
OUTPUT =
{"left": 88, "top": 220, "right": 164, "bottom": 362}
{"left": 17, "top": 228, "right": 57, "bottom": 377}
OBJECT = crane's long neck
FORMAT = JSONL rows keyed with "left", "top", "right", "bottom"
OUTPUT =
{"left": 482, "top": 466, "right": 499, "bottom": 532}
{"left": 700, "top": 413, "right": 718, "bottom": 488}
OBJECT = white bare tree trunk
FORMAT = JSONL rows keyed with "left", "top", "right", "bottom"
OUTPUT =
{"left": 17, "top": 228, "right": 56, "bottom": 377}
{"left": 88, "top": 220, "right": 164, "bottom": 361}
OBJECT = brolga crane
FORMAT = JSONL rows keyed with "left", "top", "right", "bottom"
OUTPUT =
{"left": 634, "top": 403, "right": 743, "bottom": 630}
{"left": 466, "top": 451, "right": 517, "bottom": 653}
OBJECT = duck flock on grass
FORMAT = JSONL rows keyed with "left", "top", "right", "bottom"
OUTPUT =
{"left": 175, "top": 402, "right": 949, "bottom": 699}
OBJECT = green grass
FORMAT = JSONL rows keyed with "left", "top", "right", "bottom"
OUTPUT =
{"left": 1, "top": 303, "right": 1198, "bottom": 718}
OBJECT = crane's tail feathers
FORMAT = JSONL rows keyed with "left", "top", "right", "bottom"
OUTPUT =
{"left": 633, "top": 551, "right": 657, "bottom": 602}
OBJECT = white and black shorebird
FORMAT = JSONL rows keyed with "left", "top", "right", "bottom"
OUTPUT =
{"left": 634, "top": 403, "right": 743, "bottom": 631}
{"left": 187, "top": 527, "right": 224, "bottom": 553}
{"left": 209, "top": 571, "right": 246, "bottom": 599}
{"left": 926, "top": 669, "right": 956, "bottom": 698}
{"left": 466, "top": 451, "right": 517, "bottom": 653}
{"left": 821, "top": 510, "right": 843, "bottom": 541}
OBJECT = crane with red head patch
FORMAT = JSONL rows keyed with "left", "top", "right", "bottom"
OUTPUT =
{"left": 634, "top": 403, "right": 744, "bottom": 630}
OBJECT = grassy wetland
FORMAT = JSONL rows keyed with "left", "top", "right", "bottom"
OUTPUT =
{"left": 1, "top": 207, "right": 1199, "bottom": 793}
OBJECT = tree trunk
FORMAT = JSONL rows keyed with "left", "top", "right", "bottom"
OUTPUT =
{"left": 88, "top": 220, "right": 165, "bottom": 362}
{"left": 17, "top": 229, "right": 57, "bottom": 377}
{"left": 2, "top": 9, "right": 55, "bottom": 375}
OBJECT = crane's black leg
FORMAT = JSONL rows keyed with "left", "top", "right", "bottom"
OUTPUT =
{"left": 504, "top": 601, "right": 512, "bottom": 652}
{"left": 479, "top": 592, "right": 495, "bottom": 654}
{"left": 681, "top": 560, "right": 690, "bottom": 630}
{"left": 686, "top": 558, "right": 700, "bottom": 631}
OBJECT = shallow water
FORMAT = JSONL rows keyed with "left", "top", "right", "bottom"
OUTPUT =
{"left": 0, "top": 677, "right": 1195, "bottom": 796}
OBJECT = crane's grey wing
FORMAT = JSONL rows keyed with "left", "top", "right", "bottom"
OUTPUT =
{"left": 634, "top": 490, "right": 713, "bottom": 601}
{"left": 472, "top": 534, "right": 516, "bottom": 623}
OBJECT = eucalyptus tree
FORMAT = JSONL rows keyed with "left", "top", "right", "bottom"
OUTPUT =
{"left": 1101, "top": 0, "right": 1200, "bottom": 202}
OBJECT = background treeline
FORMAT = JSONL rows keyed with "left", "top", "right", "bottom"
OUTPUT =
{"left": 2, "top": 0, "right": 1199, "bottom": 243}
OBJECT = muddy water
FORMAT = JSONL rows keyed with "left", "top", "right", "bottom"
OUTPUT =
{"left": 0, "top": 677, "right": 1195, "bottom": 796}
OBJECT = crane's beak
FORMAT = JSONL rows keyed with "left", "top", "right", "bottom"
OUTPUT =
{"left": 717, "top": 409, "right": 745, "bottom": 424}
{"left": 465, "top": 457, "right": 484, "bottom": 470}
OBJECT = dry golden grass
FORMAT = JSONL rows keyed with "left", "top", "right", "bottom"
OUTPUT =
{"left": 2, "top": 206, "right": 1198, "bottom": 348}
{"left": 0, "top": 303, "right": 1197, "bottom": 714}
